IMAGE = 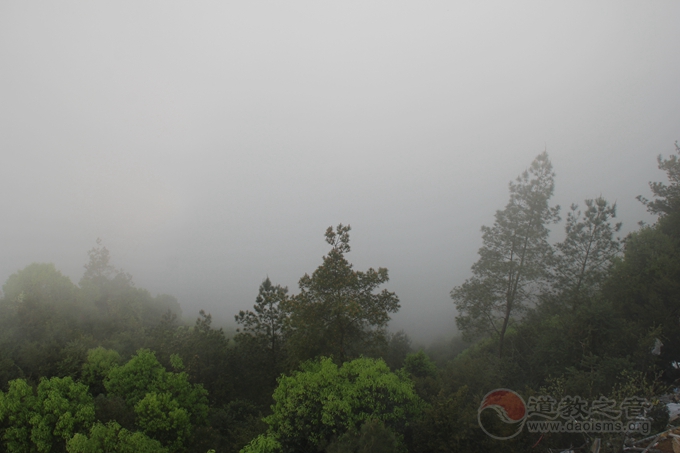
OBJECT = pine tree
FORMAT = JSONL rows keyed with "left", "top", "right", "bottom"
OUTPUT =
{"left": 235, "top": 277, "right": 289, "bottom": 374}
{"left": 451, "top": 152, "right": 560, "bottom": 358}
{"left": 284, "top": 225, "right": 400, "bottom": 363}
{"left": 637, "top": 141, "right": 680, "bottom": 217}
{"left": 552, "top": 197, "right": 622, "bottom": 310}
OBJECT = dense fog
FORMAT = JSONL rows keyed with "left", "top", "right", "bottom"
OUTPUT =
{"left": 1, "top": 2, "right": 678, "bottom": 344}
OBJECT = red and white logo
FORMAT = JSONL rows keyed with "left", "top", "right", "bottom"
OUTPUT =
{"left": 478, "top": 388, "right": 527, "bottom": 439}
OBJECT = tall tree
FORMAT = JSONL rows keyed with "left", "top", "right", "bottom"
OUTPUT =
{"left": 235, "top": 278, "right": 289, "bottom": 374}
{"left": 284, "top": 225, "right": 400, "bottom": 363}
{"left": 234, "top": 278, "right": 289, "bottom": 397}
{"left": 607, "top": 142, "right": 680, "bottom": 381}
{"left": 451, "top": 152, "right": 560, "bottom": 358}
{"left": 79, "top": 239, "right": 136, "bottom": 322}
{"left": 637, "top": 141, "right": 680, "bottom": 217}
{"left": 551, "top": 197, "right": 622, "bottom": 310}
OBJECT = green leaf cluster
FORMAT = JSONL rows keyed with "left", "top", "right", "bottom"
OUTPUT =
{"left": 243, "top": 357, "right": 423, "bottom": 453}
{"left": 103, "top": 349, "right": 209, "bottom": 451}
{"left": 0, "top": 377, "right": 94, "bottom": 453}
{"left": 285, "top": 225, "right": 400, "bottom": 363}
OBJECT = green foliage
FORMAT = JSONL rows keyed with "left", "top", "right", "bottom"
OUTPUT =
{"left": 4, "top": 148, "right": 680, "bottom": 453}
{"left": 201, "top": 400, "right": 268, "bottom": 453}
{"left": 606, "top": 224, "right": 680, "bottom": 378}
{"left": 259, "top": 356, "right": 423, "bottom": 453}
{"left": 452, "top": 152, "right": 560, "bottom": 357}
{"left": 235, "top": 277, "right": 289, "bottom": 364}
{"left": 34, "top": 377, "right": 95, "bottom": 451}
{"left": 234, "top": 278, "right": 289, "bottom": 399}
{"left": 326, "top": 418, "right": 404, "bottom": 453}
{"left": 135, "top": 392, "right": 191, "bottom": 451}
{"left": 79, "top": 239, "right": 133, "bottom": 313}
{"left": 382, "top": 330, "right": 412, "bottom": 371}
{"left": 78, "top": 240, "right": 181, "bottom": 349}
{"left": 105, "top": 349, "right": 208, "bottom": 421}
{"left": 2, "top": 263, "right": 77, "bottom": 305}
{"left": 507, "top": 296, "right": 648, "bottom": 395}
{"left": 93, "top": 394, "right": 135, "bottom": 430}
{"left": 153, "top": 294, "right": 183, "bottom": 319}
{"left": 67, "top": 421, "right": 168, "bottom": 453}
{"left": 0, "top": 377, "right": 94, "bottom": 453}
{"left": 104, "top": 349, "right": 209, "bottom": 451}
{"left": 177, "top": 311, "right": 232, "bottom": 407}
{"left": 81, "top": 347, "right": 121, "bottom": 394}
{"left": 0, "top": 263, "right": 85, "bottom": 380}
{"left": 638, "top": 141, "right": 680, "bottom": 216}
{"left": 552, "top": 197, "right": 621, "bottom": 309}
{"left": 0, "top": 379, "right": 37, "bottom": 453}
{"left": 169, "top": 354, "right": 184, "bottom": 371}
{"left": 411, "top": 385, "right": 486, "bottom": 453}
{"left": 240, "top": 434, "right": 281, "bottom": 453}
{"left": 105, "top": 349, "right": 167, "bottom": 406}
{"left": 402, "top": 351, "right": 438, "bottom": 379}
{"left": 444, "top": 341, "right": 504, "bottom": 396}
{"left": 285, "top": 225, "right": 400, "bottom": 363}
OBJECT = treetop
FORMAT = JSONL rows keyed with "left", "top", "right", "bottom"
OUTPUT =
{"left": 325, "top": 224, "right": 351, "bottom": 254}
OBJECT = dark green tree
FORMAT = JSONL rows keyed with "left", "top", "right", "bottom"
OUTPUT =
{"left": 551, "top": 197, "right": 621, "bottom": 310}
{"left": 178, "top": 311, "right": 232, "bottom": 407}
{"left": 606, "top": 224, "right": 680, "bottom": 381}
{"left": 284, "top": 225, "right": 400, "bottom": 363}
{"left": 0, "top": 263, "right": 83, "bottom": 381}
{"left": 607, "top": 141, "right": 680, "bottom": 381}
{"left": 451, "top": 152, "right": 560, "bottom": 358}
{"left": 637, "top": 141, "right": 680, "bottom": 217}
{"left": 382, "top": 330, "right": 412, "bottom": 370}
{"left": 325, "top": 419, "right": 403, "bottom": 453}
{"left": 235, "top": 278, "right": 289, "bottom": 377}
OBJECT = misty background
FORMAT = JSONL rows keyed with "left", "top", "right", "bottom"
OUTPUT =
{"left": 1, "top": 2, "right": 678, "bottom": 344}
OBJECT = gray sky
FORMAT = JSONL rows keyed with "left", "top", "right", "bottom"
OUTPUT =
{"left": 1, "top": 1, "right": 678, "bottom": 343}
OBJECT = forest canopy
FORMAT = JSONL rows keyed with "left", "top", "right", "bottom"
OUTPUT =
{"left": 0, "top": 144, "right": 679, "bottom": 452}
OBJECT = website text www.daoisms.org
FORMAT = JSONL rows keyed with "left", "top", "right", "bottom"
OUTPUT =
{"left": 477, "top": 389, "right": 652, "bottom": 440}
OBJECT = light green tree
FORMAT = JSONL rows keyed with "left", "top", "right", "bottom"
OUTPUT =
{"left": 241, "top": 357, "right": 422, "bottom": 453}
{"left": 451, "top": 152, "right": 560, "bottom": 358}
{"left": 0, "top": 379, "right": 37, "bottom": 452}
{"left": 67, "top": 421, "right": 167, "bottom": 453}
{"left": 134, "top": 392, "right": 191, "bottom": 451}
{"left": 0, "top": 377, "right": 94, "bottom": 453}
{"left": 81, "top": 347, "right": 121, "bottom": 395}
